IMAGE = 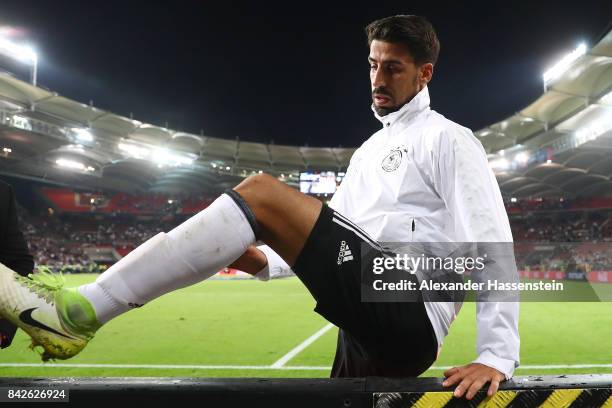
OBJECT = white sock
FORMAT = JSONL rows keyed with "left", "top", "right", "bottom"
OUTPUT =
{"left": 78, "top": 193, "right": 256, "bottom": 324}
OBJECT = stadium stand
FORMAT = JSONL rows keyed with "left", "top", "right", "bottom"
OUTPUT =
{"left": 38, "top": 187, "right": 214, "bottom": 215}
{"left": 12, "top": 188, "right": 612, "bottom": 284}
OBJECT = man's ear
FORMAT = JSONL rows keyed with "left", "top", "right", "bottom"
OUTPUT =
{"left": 419, "top": 63, "right": 434, "bottom": 86}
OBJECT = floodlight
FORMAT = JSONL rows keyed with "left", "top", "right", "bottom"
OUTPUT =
{"left": 12, "top": 114, "right": 32, "bottom": 131}
{"left": 118, "top": 142, "right": 151, "bottom": 159}
{"left": 543, "top": 43, "right": 587, "bottom": 89}
{"left": 151, "top": 148, "right": 194, "bottom": 167}
{"left": 514, "top": 152, "right": 529, "bottom": 165}
{"left": 72, "top": 128, "right": 94, "bottom": 143}
{"left": 56, "top": 158, "right": 94, "bottom": 172}
{"left": 0, "top": 36, "right": 38, "bottom": 85}
{"left": 490, "top": 158, "right": 509, "bottom": 170}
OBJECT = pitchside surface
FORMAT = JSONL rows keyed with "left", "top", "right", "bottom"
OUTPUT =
{"left": 1, "top": 275, "right": 611, "bottom": 377}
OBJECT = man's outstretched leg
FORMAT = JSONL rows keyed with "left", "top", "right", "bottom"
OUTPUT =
{"left": 0, "top": 174, "right": 322, "bottom": 360}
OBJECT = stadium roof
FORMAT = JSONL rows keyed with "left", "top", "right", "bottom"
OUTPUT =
{"left": 0, "top": 26, "right": 611, "bottom": 196}
{"left": 0, "top": 72, "right": 354, "bottom": 193}
{"left": 476, "top": 27, "right": 612, "bottom": 198}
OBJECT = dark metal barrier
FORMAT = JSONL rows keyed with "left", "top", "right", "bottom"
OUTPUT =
{"left": 0, "top": 374, "right": 610, "bottom": 407}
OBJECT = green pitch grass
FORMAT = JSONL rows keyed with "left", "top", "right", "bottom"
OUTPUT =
{"left": 1, "top": 274, "right": 611, "bottom": 378}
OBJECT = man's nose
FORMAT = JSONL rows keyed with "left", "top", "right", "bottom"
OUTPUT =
{"left": 371, "top": 67, "right": 385, "bottom": 88}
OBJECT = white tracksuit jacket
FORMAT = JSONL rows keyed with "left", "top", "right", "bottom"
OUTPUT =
{"left": 257, "top": 86, "right": 520, "bottom": 379}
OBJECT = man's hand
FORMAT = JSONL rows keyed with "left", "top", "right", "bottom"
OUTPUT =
{"left": 0, "top": 317, "right": 13, "bottom": 349}
{"left": 228, "top": 246, "right": 268, "bottom": 275}
{"left": 442, "top": 363, "right": 505, "bottom": 400}
{"left": 0, "top": 330, "right": 9, "bottom": 348}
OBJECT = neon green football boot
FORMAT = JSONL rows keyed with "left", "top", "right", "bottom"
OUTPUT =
{"left": 0, "top": 262, "right": 100, "bottom": 361}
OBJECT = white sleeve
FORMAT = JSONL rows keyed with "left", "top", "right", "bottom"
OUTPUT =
{"left": 436, "top": 127, "right": 520, "bottom": 380}
{"left": 253, "top": 245, "right": 294, "bottom": 281}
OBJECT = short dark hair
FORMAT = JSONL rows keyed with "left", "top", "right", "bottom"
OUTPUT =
{"left": 366, "top": 15, "right": 440, "bottom": 66}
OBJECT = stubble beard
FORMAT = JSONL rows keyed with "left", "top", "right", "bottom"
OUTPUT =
{"left": 373, "top": 78, "right": 421, "bottom": 117}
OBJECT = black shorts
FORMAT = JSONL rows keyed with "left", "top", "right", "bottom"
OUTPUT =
{"left": 292, "top": 205, "right": 438, "bottom": 378}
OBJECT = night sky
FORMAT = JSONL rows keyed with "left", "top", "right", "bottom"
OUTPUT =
{"left": 0, "top": 1, "right": 610, "bottom": 147}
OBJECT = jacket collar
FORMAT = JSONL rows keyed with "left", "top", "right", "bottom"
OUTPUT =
{"left": 372, "top": 85, "right": 430, "bottom": 127}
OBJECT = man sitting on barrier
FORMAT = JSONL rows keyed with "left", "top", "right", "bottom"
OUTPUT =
{"left": 1, "top": 172, "right": 513, "bottom": 400}
{"left": 0, "top": 15, "right": 518, "bottom": 401}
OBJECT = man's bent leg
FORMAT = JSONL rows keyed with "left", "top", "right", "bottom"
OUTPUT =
{"left": 82, "top": 173, "right": 321, "bottom": 323}
{"left": 233, "top": 173, "right": 322, "bottom": 267}
{"left": 0, "top": 174, "right": 322, "bottom": 360}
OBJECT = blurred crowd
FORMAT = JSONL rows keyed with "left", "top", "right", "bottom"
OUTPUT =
{"left": 83, "top": 191, "right": 213, "bottom": 215}
{"left": 16, "top": 202, "right": 612, "bottom": 273}
{"left": 18, "top": 208, "right": 183, "bottom": 273}
{"left": 505, "top": 197, "right": 573, "bottom": 212}
{"left": 504, "top": 196, "right": 612, "bottom": 213}
{"left": 511, "top": 212, "right": 610, "bottom": 242}
{"left": 515, "top": 243, "right": 611, "bottom": 272}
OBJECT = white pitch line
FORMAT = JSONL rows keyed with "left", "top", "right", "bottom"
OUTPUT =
{"left": 270, "top": 323, "right": 335, "bottom": 368}
{"left": 0, "top": 363, "right": 610, "bottom": 371}
{"left": 0, "top": 363, "right": 330, "bottom": 370}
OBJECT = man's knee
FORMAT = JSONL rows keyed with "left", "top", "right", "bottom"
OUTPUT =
{"left": 235, "top": 173, "right": 286, "bottom": 198}
{"left": 233, "top": 173, "right": 284, "bottom": 210}
{"left": 236, "top": 173, "right": 279, "bottom": 191}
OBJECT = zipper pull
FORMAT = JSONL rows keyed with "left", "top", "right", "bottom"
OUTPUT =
{"left": 412, "top": 220, "right": 415, "bottom": 231}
